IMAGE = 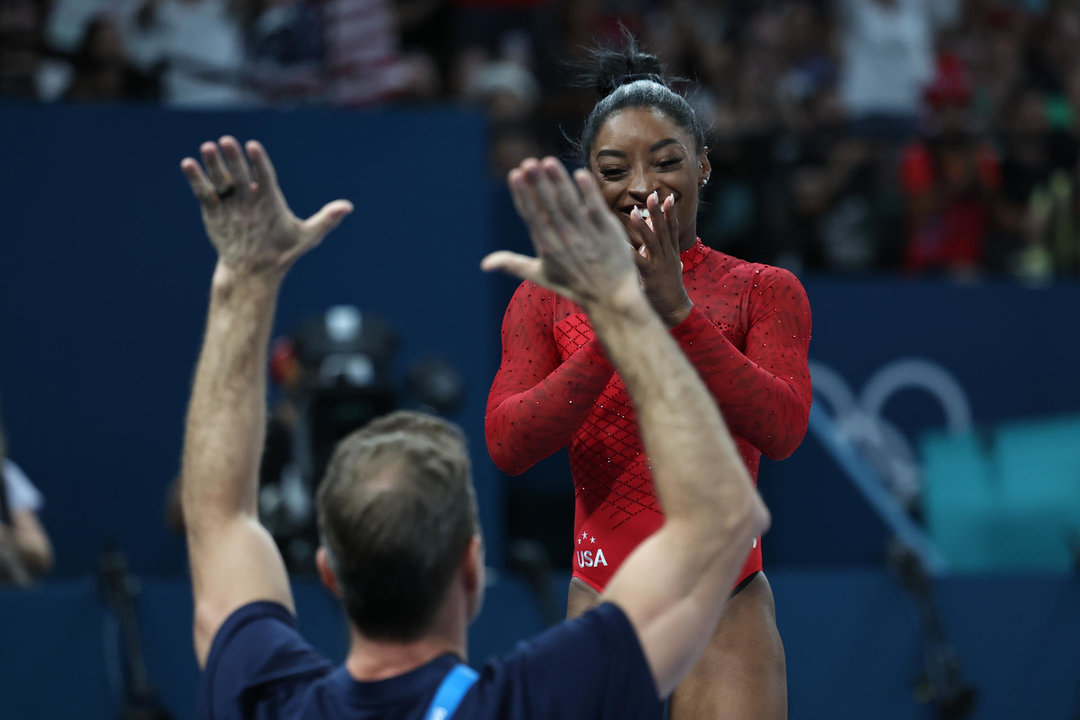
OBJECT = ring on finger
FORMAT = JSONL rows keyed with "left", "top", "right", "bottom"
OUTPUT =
{"left": 216, "top": 185, "right": 237, "bottom": 201}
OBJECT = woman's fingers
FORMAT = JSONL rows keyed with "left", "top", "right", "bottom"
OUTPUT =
{"left": 662, "top": 193, "right": 679, "bottom": 256}
{"left": 638, "top": 192, "right": 665, "bottom": 259}
{"left": 627, "top": 207, "right": 650, "bottom": 255}
{"left": 646, "top": 191, "right": 677, "bottom": 259}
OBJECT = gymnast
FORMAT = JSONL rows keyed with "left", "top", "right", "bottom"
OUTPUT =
{"left": 486, "top": 37, "right": 813, "bottom": 720}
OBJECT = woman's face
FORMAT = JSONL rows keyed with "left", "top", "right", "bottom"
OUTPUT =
{"left": 590, "top": 107, "right": 709, "bottom": 251}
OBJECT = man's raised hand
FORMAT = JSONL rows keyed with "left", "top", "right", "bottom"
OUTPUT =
{"left": 482, "top": 157, "right": 640, "bottom": 312}
{"left": 180, "top": 137, "right": 353, "bottom": 278}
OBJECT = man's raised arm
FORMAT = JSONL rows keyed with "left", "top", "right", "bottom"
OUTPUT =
{"left": 179, "top": 137, "right": 351, "bottom": 666}
{"left": 483, "top": 157, "right": 770, "bottom": 698}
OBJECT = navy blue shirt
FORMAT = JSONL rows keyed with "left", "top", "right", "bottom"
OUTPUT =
{"left": 198, "top": 600, "right": 663, "bottom": 720}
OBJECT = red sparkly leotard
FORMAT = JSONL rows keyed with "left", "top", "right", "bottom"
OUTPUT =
{"left": 486, "top": 239, "right": 812, "bottom": 591}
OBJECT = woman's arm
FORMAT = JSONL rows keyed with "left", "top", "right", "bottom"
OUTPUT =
{"left": 485, "top": 281, "right": 616, "bottom": 475}
{"left": 672, "top": 266, "right": 812, "bottom": 459}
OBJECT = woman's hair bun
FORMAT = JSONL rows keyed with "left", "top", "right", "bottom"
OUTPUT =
{"left": 571, "top": 29, "right": 704, "bottom": 163}
{"left": 578, "top": 30, "right": 666, "bottom": 96}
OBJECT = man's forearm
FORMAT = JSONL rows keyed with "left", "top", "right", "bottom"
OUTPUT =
{"left": 181, "top": 264, "right": 280, "bottom": 538}
{"left": 584, "top": 291, "right": 763, "bottom": 533}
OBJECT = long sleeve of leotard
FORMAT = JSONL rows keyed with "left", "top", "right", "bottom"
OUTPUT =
{"left": 671, "top": 265, "right": 812, "bottom": 459}
{"left": 486, "top": 281, "right": 616, "bottom": 475}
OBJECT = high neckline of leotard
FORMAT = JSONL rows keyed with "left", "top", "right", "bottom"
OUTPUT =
{"left": 680, "top": 238, "right": 709, "bottom": 273}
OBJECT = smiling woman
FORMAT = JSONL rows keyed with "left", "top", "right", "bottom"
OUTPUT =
{"left": 485, "top": 35, "right": 813, "bottom": 720}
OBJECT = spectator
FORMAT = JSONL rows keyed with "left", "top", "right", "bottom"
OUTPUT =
{"left": 898, "top": 54, "right": 1000, "bottom": 276}
{"left": 995, "top": 82, "right": 1079, "bottom": 279}
{"left": 837, "top": 0, "right": 958, "bottom": 143}
{"left": 125, "top": 0, "right": 254, "bottom": 106}
{"left": 0, "top": 415, "right": 54, "bottom": 585}
{"left": 319, "top": 0, "right": 419, "bottom": 106}
{"left": 244, "top": 0, "right": 325, "bottom": 104}
{"left": 0, "top": 0, "right": 48, "bottom": 99}
{"left": 396, "top": 0, "right": 453, "bottom": 86}
{"left": 464, "top": 59, "right": 543, "bottom": 174}
{"left": 788, "top": 84, "right": 880, "bottom": 272}
{"left": 1027, "top": 3, "right": 1080, "bottom": 98}
{"left": 448, "top": 0, "right": 554, "bottom": 96}
{"left": 953, "top": 6, "right": 1026, "bottom": 134}
{"left": 777, "top": 0, "right": 837, "bottom": 129}
{"left": 64, "top": 12, "right": 158, "bottom": 101}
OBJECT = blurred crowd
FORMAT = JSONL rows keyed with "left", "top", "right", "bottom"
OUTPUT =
{"left": 5, "top": 0, "right": 1080, "bottom": 278}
